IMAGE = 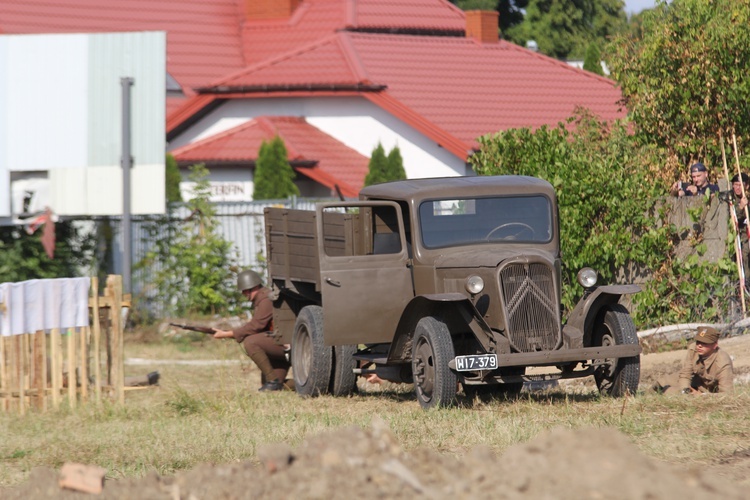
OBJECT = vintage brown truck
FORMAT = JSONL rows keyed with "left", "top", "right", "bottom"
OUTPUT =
{"left": 263, "top": 175, "right": 641, "bottom": 408}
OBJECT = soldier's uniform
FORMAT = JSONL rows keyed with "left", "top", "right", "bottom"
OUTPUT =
{"left": 233, "top": 287, "right": 290, "bottom": 386}
{"left": 676, "top": 343, "right": 734, "bottom": 394}
{"left": 657, "top": 327, "right": 734, "bottom": 395}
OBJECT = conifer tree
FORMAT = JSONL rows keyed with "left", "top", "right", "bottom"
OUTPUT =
{"left": 583, "top": 42, "right": 604, "bottom": 75}
{"left": 253, "top": 136, "right": 300, "bottom": 200}
{"left": 165, "top": 153, "right": 183, "bottom": 203}
{"left": 386, "top": 146, "right": 407, "bottom": 181}
{"left": 364, "top": 143, "right": 390, "bottom": 187}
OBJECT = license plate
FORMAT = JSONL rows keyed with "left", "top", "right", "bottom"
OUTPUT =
{"left": 454, "top": 354, "right": 498, "bottom": 371}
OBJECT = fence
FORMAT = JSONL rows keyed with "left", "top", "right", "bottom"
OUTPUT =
{"left": 0, "top": 275, "right": 126, "bottom": 414}
{"left": 100, "top": 197, "right": 325, "bottom": 315}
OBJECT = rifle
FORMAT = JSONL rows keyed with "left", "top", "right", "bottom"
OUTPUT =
{"left": 169, "top": 323, "right": 215, "bottom": 335}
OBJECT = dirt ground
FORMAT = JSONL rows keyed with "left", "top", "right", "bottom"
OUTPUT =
{"left": 5, "top": 334, "right": 750, "bottom": 500}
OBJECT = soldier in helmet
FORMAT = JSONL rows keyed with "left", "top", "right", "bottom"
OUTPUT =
{"left": 213, "top": 270, "right": 290, "bottom": 391}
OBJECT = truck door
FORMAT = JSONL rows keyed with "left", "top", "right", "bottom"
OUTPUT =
{"left": 318, "top": 201, "right": 413, "bottom": 345}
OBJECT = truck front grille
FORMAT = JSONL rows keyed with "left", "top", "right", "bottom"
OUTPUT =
{"left": 499, "top": 263, "right": 561, "bottom": 352}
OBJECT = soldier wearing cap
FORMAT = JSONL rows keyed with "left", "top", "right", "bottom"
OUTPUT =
{"left": 670, "top": 162, "right": 720, "bottom": 197}
{"left": 657, "top": 327, "right": 734, "bottom": 394}
{"left": 213, "top": 270, "right": 290, "bottom": 392}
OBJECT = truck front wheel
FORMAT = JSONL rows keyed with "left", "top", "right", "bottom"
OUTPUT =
{"left": 412, "top": 317, "right": 458, "bottom": 409}
{"left": 330, "top": 344, "right": 357, "bottom": 396}
{"left": 592, "top": 304, "right": 640, "bottom": 397}
{"left": 292, "top": 306, "right": 332, "bottom": 397}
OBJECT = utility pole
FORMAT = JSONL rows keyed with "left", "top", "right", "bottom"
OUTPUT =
{"left": 121, "top": 77, "right": 134, "bottom": 294}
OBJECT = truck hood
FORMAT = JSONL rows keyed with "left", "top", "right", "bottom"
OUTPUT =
{"left": 433, "top": 247, "right": 556, "bottom": 269}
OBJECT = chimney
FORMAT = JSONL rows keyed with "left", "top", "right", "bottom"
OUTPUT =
{"left": 244, "top": 0, "right": 301, "bottom": 20}
{"left": 465, "top": 10, "right": 499, "bottom": 44}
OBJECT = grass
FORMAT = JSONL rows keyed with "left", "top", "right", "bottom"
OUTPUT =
{"left": 1, "top": 335, "right": 748, "bottom": 487}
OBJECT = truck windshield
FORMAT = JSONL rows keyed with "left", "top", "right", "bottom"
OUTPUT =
{"left": 419, "top": 195, "right": 552, "bottom": 248}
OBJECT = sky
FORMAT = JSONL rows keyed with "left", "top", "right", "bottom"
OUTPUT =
{"left": 624, "top": 0, "right": 657, "bottom": 14}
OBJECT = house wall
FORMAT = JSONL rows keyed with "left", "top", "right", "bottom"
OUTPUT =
{"left": 168, "top": 96, "right": 471, "bottom": 188}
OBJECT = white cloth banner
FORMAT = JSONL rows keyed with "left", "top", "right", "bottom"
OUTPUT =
{"left": 0, "top": 277, "right": 90, "bottom": 336}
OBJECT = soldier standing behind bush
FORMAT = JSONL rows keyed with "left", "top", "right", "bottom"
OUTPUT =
{"left": 670, "top": 162, "right": 719, "bottom": 197}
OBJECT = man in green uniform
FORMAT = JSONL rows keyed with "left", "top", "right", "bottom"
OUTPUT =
{"left": 657, "top": 326, "right": 734, "bottom": 395}
{"left": 213, "top": 270, "right": 290, "bottom": 392}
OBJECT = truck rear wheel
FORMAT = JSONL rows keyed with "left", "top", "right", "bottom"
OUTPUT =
{"left": 330, "top": 344, "right": 357, "bottom": 396}
{"left": 292, "top": 306, "right": 331, "bottom": 397}
{"left": 593, "top": 304, "right": 640, "bottom": 397}
{"left": 412, "top": 316, "right": 457, "bottom": 409}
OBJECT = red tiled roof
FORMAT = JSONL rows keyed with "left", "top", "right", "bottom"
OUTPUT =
{"left": 192, "top": 32, "right": 624, "bottom": 158}
{"left": 239, "top": 0, "right": 465, "bottom": 66}
{"left": 170, "top": 116, "right": 368, "bottom": 197}
{"left": 0, "top": 0, "right": 245, "bottom": 115}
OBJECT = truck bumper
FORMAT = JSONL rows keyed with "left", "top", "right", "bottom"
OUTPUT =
{"left": 449, "top": 344, "right": 641, "bottom": 370}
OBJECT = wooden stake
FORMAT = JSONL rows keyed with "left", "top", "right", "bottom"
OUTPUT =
{"left": 107, "top": 275, "right": 124, "bottom": 404}
{"left": 35, "top": 330, "right": 46, "bottom": 411}
{"left": 16, "top": 335, "right": 25, "bottom": 415}
{"left": 50, "top": 328, "right": 62, "bottom": 409}
{"left": 67, "top": 328, "right": 76, "bottom": 408}
{"left": 78, "top": 327, "right": 88, "bottom": 402}
{"left": 91, "top": 277, "right": 101, "bottom": 403}
{"left": 1, "top": 335, "right": 8, "bottom": 412}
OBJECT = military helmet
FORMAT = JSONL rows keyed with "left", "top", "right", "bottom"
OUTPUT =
{"left": 237, "top": 270, "right": 263, "bottom": 292}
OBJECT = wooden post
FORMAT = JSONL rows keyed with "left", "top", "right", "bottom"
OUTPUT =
{"left": 66, "top": 328, "right": 76, "bottom": 408}
{"left": 35, "top": 330, "right": 47, "bottom": 411}
{"left": 1, "top": 335, "right": 8, "bottom": 411}
{"left": 91, "top": 277, "right": 102, "bottom": 402}
{"left": 79, "top": 327, "right": 88, "bottom": 402}
{"left": 16, "top": 335, "right": 25, "bottom": 415}
{"left": 50, "top": 328, "right": 62, "bottom": 409}
{"left": 107, "top": 275, "right": 124, "bottom": 404}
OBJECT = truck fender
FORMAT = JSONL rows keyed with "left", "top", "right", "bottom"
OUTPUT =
{"left": 565, "top": 284, "right": 641, "bottom": 347}
{"left": 386, "top": 294, "right": 498, "bottom": 363}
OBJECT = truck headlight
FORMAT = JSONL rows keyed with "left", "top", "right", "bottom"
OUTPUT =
{"left": 577, "top": 267, "right": 598, "bottom": 288}
{"left": 465, "top": 275, "right": 484, "bottom": 294}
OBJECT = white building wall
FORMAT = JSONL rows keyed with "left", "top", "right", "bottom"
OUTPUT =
{"left": 168, "top": 96, "right": 469, "bottom": 183}
{"left": 0, "top": 32, "right": 166, "bottom": 220}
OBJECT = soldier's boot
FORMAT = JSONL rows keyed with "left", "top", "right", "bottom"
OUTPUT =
{"left": 249, "top": 352, "right": 283, "bottom": 392}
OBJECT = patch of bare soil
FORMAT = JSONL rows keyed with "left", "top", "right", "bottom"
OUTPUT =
{"left": 3, "top": 422, "right": 746, "bottom": 500}
{"left": 5, "top": 335, "right": 750, "bottom": 500}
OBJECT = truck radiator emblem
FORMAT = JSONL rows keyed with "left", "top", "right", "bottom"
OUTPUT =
{"left": 499, "top": 263, "right": 561, "bottom": 352}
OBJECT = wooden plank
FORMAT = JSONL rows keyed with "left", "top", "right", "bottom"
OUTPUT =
{"left": 16, "top": 335, "right": 25, "bottom": 415}
{"left": 107, "top": 275, "right": 124, "bottom": 404}
{"left": 0, "top": 335, "right": 7, "bottom": 411}
{"left": 67, "top": 328, "right": 76, "bottom": 408}
{"left": 50, "top": 328, "right": 62, "bottom": 409}
{"left": 35, "top": 330, "right": 46, "bottom": 411}
{"left": 91, "top": 277, "right": 102, "bottom": 403}
{"left": 79, "top": 327, "right": 88, "bottom": 402}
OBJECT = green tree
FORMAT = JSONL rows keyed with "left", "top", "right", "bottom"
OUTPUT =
{"left": 252, "top": 136, "right": 300, "bottom": 200}
{"left": 0, "top": 221, "right": 96, "bottom": 283}
{"left": 136, "top": 164, "right": 240, "bottom": 318}
{"left": 364, "top": 143, "right": 390, "bottom": 186}
{"left": 165, "top": 153, "right": 183, "bottom": 204}
{"left": 507, "top": 0, "right": 627, "bottom": 59}
{"left": 386, "top": 146, "right": 407, "bottom": 182}
{"left": 583, "top": 41, "right": 603, "bottom": 74}
{"left": 450, "top": 0, "right": 530, "bottom": 35}
{"left": 607, "top": 0, "right": 750, "bottom": 166}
